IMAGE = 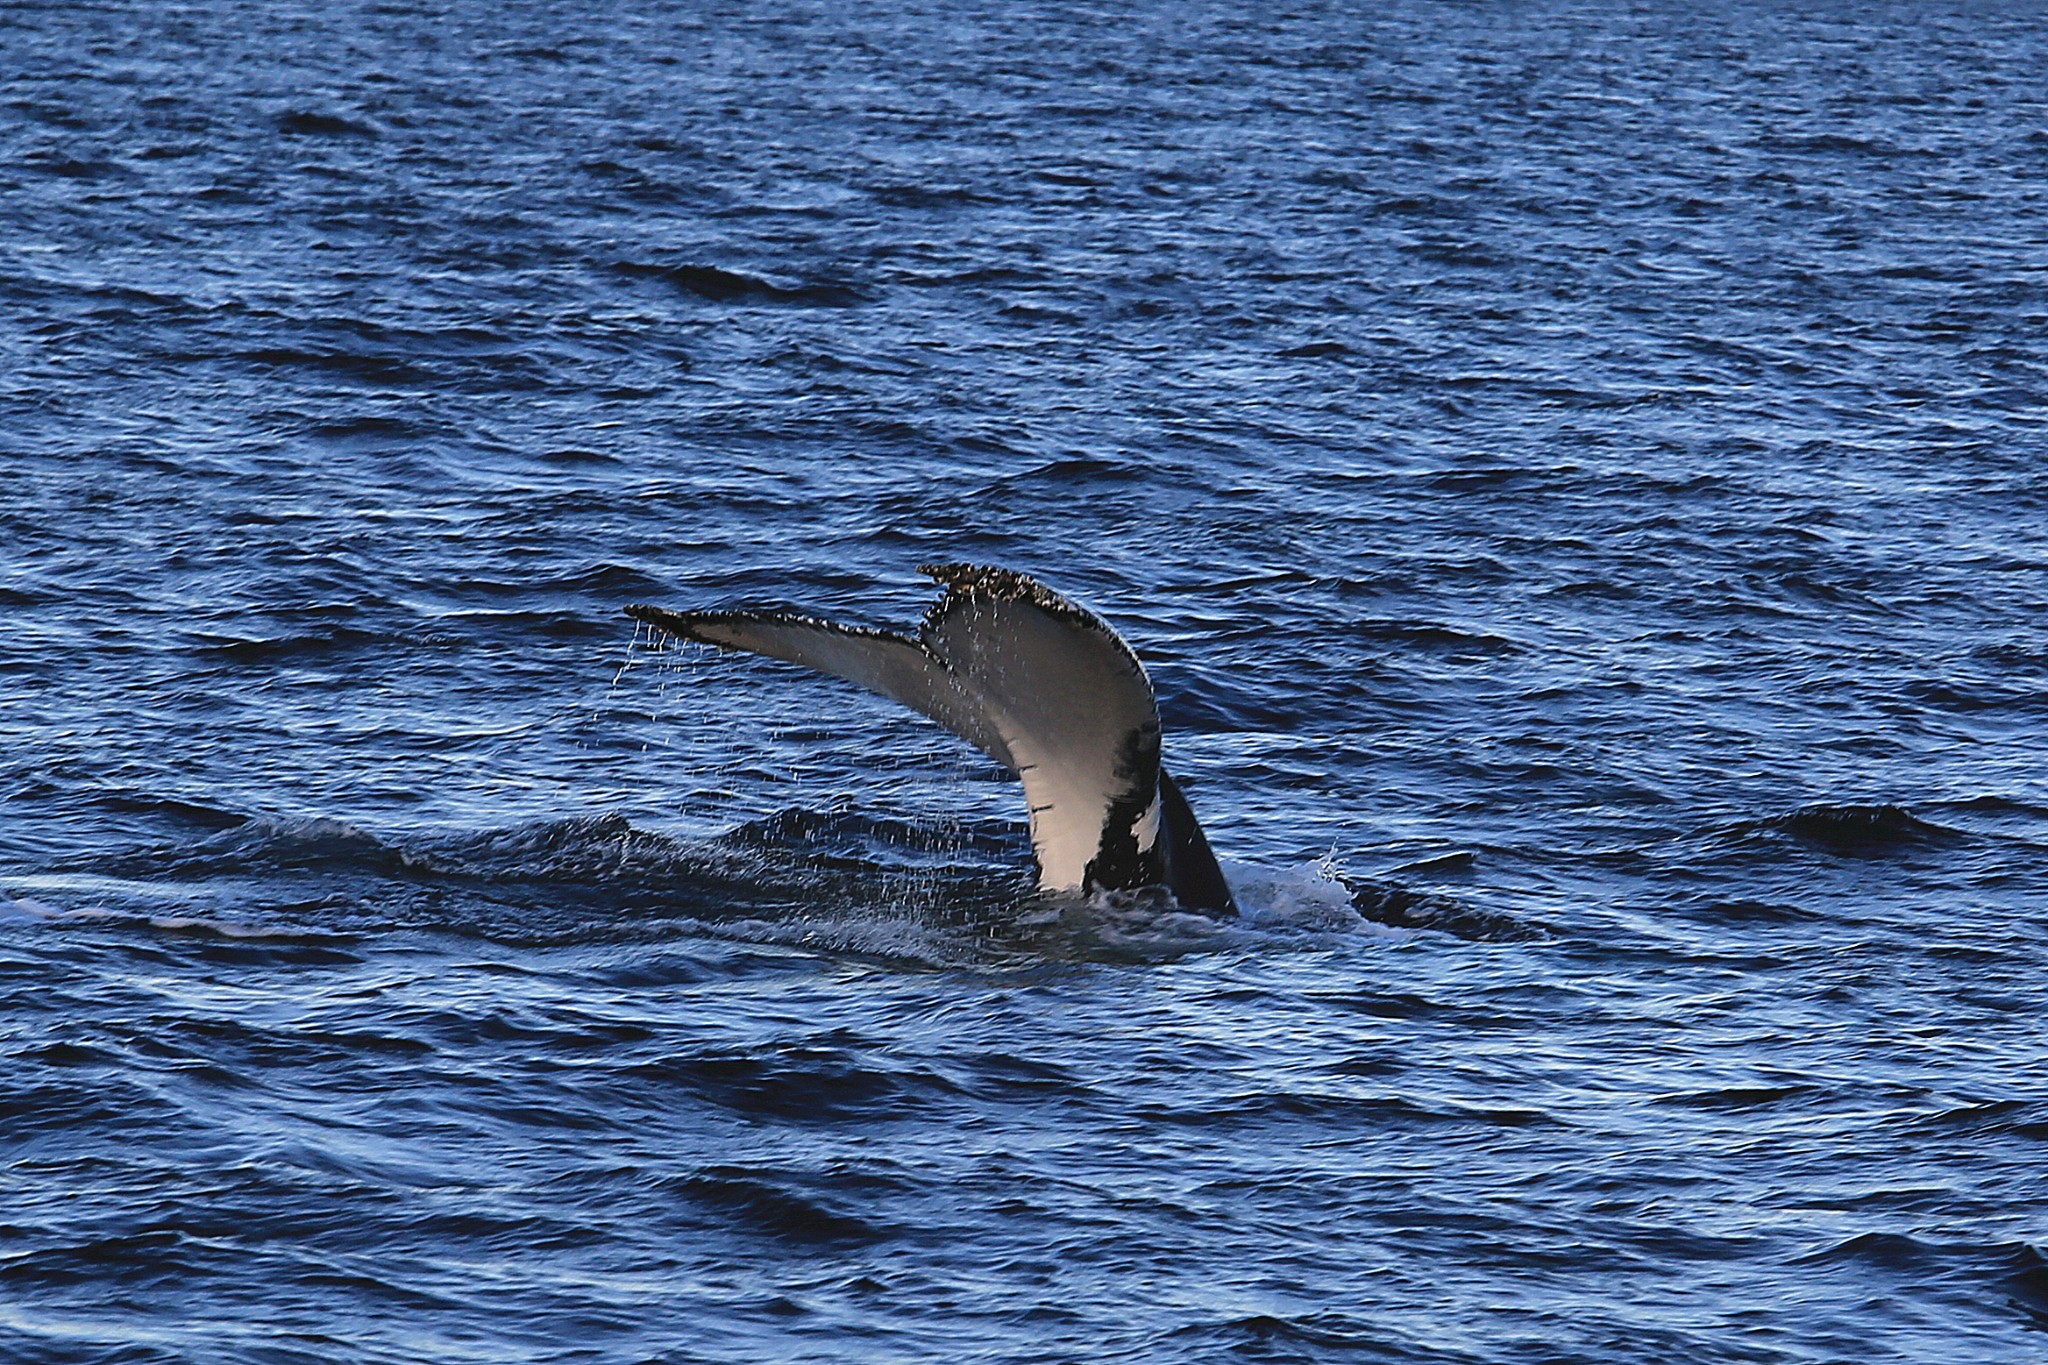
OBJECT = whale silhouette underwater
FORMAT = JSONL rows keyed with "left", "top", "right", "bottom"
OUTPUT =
{"left": 627, "top": 563, "right": 1239, "bottom": 916}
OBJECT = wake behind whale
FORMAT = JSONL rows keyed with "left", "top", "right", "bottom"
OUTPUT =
{"left": 628, "top": 564, "right": 1238, "bottom": 916}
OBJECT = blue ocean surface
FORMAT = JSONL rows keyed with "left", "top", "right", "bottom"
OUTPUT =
{"left": 4, "top": 1, "right": 2046, "bottom": 1361}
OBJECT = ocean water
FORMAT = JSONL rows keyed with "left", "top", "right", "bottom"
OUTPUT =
{"left": 4, "top": 1, "right": 2046, "bottom": 1361}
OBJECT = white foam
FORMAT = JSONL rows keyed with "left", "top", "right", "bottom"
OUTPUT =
{"left": 1225, "top": 856, "right": 1408, "bottom": 939}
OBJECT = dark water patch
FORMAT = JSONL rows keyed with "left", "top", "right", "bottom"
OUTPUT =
{"left": 629, "top": 1047, "right": 946, "bottom": 1123}
{"left": 1349, "top": 617, "right": 1521, "bottom": 655}
{"left": 1653, "top": 1083, "right": 1824, "bottom": 1111}
{"left": 22, "top": 152, "right": 123, "bottom": 181}
{"left": 307, "top": 414, "right": 439, "bottom": 441}
{"left": 0, "top": 584, "right": 52, "bottom": 607}
{"left": 1307, "top": 989, "right": 1535, "bottom": 1032}
{"left": 944, "top": 1050, "right": 1085, "bottom": 1100}
{"left": 1388, "top": 848, "right": 1479, "bottom": 877}
{"left": 240, "top": 346, "right": 442, "bottom": 388}
{"left": 131, "top": 928, "right": 364, "bottom": 970}
{"left": 2010, "top": 1245, "right": 2048, "bottom": 1325}
{"left": 0, "top": 1230, "right": 202, "bottom": 1290}
{"left": 0, "top": 1077, "right": 166, "bottom": 1133}
{"left": 611, "top": 260, "right": 865, "bottom": 307}
{"left": 1279, "top": 340, "right": 1352, "bottom": 358}
{"left": 1168, "top": 1311, "right": 1441, "bottom": 1362}
{"left": 113, "top": 1012, "right": 432, "bottom": 1074}
{"left": 1346, "top": 880, "right": 1541, "bottom": 942}
{"left": 983, "top": 454, "right": 1149, "bottom": 488}
{"left": 429, "top": 606, "right": 615, "bottom": 643}
{"left": 276, "top": 111, "right": 379, "bottom": 139}
{"left": 1890, "top": 1099, "right": 2048, "bottom": 1140}
{"left": 1756, "top": 803, "right": 1962, "bottom": 855}
{"left": 1756, "top": 133, "right": 1926, "bottom": 158}
{"left": 189, "top": 625, "right": 407, "bottom": 663}
{"left": 1898, "top": 676, "right": 2047, "bottom": 715}
{"left": 84, "top": 792, "right": 249, "bottom": 832}
{"left": 678, "top": 1167, "right": 892, "bottom": 1246}
{"left": 18, "top": 1041, "right": 117, "bottom": 1067}
{"left": 865, "top": 182, "right": 993, "bottom": 209}
{"left": 1699, "top": 898, "right": 1827, "bottom": 924}
{"left": 1786, "top": 1229, "right": 2048, "bottom": 1336}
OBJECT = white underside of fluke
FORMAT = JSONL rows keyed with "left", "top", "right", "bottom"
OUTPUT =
{"left": 630, "top": 565, "right": 1164, "bottom": 894}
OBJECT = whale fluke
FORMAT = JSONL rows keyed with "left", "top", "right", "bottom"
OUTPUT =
{"left": 627, "top": 564, "right": 1237, "bottom": 916}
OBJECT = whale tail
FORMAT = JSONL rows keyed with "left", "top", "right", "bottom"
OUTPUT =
{"left": 627, "top": 564, "right": 1236, "bottom": 917}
